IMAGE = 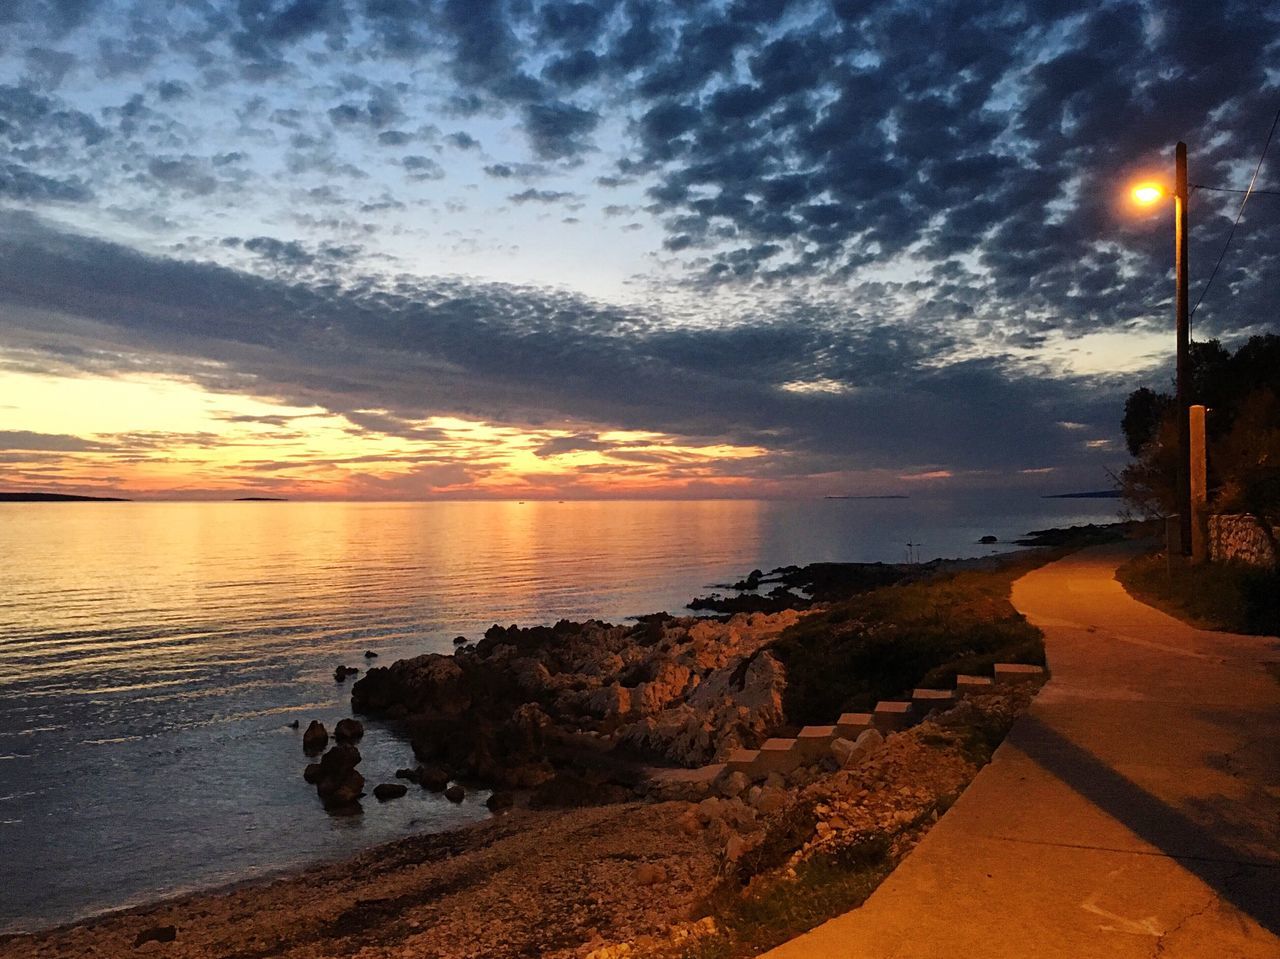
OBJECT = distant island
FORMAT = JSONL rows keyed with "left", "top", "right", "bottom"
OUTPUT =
{"left": 1043, "top": 490, "right": 1122, "bottom": 499}
{"left": 235, "top": 497, "right": 288, "bottom": 501}
{"left": 0, "top": 492, "right": 130, "bottom": 502}
{"left": 824, "top": 495, "right": 909, "bottom": 500}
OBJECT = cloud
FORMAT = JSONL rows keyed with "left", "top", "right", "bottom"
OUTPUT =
{"left": 0, "top": 214, "right": 1135, "bottom": 491}
{"left": 402, "top": 155, "right": 445, "bottom": 180}
{"left": 0, "top": 162, "right": 91, "bottom": 202}
{"left": 509, "top": 188, "right": 577, "bottom": 204}
{"left": 0, "top": 430, "right": 111, "bottom": 452}
{"left": 521, "top": 101, "right": 599, "bottom": 160}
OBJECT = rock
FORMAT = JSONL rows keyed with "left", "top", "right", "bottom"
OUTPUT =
{"left": 724, "top": 833, "right": 751, "bottom": 862}
{"left": 395, "top": 767, "right": 421, "bottom": 783}
{"left": 716, "top": 770, "right": 749, "bottom": 798}
{"left": 319, "top": 770, "right": 365, "bottom": 807}
{"left": 132, "top": 925, "right": 177, "bottom": 947}
{"left": 351, "top": 654, "right": 470, "bottom": 716}
{"left": 485, "top": 791, "right": 514, "bottom": 812}
{"left": 333, "top": 718, "right": 364, "bottom": 744}
{"left": 302, "top": 763, "right": 323, "bottom": 784}
{"left": 634, "top": 863, "right": 667, "bottom": 886}
{"left": 418, "top": 765, "right": 450, "bottom": 792}
{"left": 318, "top": 744, "right": 361, "bottom": 775}
{"left": 979, "top": 535, "right": 998, "bottom": 544}
{"left": 584, "top": 683, "right": 631, "bottom": 719}
{"left": 677, "top": 808, "right": 702, "bottom": 835}
{"left": 364, "top": 650, "right": 378, "bottom": 658}
{"left": 453, "top": 635, "right": 467, "bottom": 645}
{"left": 751, "top": 786, "right": 788, "bottom": 816}
{"left": 287, "top": 720, "right": 300, "bottom": 729}
{"left": 851, "top": 727, "right": 885, "bottom": 764}
{"left": 827, "top": 728, "right": 884, "bottom": 770}
{"left": 302, "top": 721, "right": 328, "bottom": 754}
{"left": 696, "top": 797, "right": 725, "bottom": 825}
{"left": 444, "top": 783, "right": 465, "bottom": 803}
{"left": 313, "top": 744, "right": 365, "bottom": 810}
{"left": 334, "top": 665, "right": 359, "bottom": 682}
{"left": 830, "top": 736, "right": 857, "bottom": 766}
{"left": 373, "top": 782, "right": 408, "bottom": 801}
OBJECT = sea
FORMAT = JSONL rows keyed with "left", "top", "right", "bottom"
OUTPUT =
{"left": 0, "top": 497, "right": 1118, "bottom": 932}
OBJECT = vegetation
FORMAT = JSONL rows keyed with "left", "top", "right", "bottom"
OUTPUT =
{"left": 680, "top": 841, "right": 894, "bottom": 959}
{"left": 1119, "top": 334, "right": 1280, "bottom": 528}
{"left": 1116, "top": 552, "right": 1280, "bottom": 636}
{"left": 770, "top": 553, "right": 1051, "bottom": 725}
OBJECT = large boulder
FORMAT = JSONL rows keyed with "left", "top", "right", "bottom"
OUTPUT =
{"left": 333, "top": 718, "right": 364, "bottom": 743}
{"left": 302, "top": 721, "right": 328, "bottom": 754}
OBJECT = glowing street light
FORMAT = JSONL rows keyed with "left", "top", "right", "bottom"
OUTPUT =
{"left": 1131, "top": 182, "right": 1165, "bottom": 205}
{"left": 1129, "top": 142, "right": 1192, "bottom": 556}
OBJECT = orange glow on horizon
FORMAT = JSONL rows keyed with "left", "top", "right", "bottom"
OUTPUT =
{"left": 0, "top": 366, "right": 772, "bottom": 499}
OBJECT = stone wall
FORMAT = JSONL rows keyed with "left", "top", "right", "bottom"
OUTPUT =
{"left": 1208, "top": 514, "right": 1279, "bottom": 569}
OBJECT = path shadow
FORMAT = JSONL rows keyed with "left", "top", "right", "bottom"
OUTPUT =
{"left": 1012, "top": 714, "right": 1280, "bottom": 934}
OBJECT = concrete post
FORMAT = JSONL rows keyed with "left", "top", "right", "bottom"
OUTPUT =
{"left": 1189, "top": 404, "right": 1208, "bottom": 563}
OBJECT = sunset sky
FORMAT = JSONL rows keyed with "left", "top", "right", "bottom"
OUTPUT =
{"left": 1, "top": 0, "right": 1276, "bottom": 499}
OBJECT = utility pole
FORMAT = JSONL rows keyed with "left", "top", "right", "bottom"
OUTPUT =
{"left": 1175, "top": 141, "right": 1191, "bottom": 556}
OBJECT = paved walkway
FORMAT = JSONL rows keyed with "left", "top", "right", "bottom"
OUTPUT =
{"left": 763, "top": 543, "right": 1280, "bottom": 959}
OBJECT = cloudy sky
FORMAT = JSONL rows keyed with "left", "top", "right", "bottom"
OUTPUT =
{"left": 0, "top": 0, "right": 1276, "bottom": 499}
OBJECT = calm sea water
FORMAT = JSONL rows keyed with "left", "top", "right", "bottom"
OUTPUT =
{"left": 0, "top": 497, "right": 1117, "bottom": 932}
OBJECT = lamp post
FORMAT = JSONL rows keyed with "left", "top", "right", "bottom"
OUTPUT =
{"left": 1132, "top": 141, "right": 1192, "bottom": 555}
{"left": 1174, "top": 141, "right": 1191, "bottom": 557}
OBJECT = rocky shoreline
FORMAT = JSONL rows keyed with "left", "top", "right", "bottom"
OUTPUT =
{"left": 0, "top": 545, "right": 1073, "bottom": 958}
{"left": 0, "top": 683, "right": 1039, "bottom": 959}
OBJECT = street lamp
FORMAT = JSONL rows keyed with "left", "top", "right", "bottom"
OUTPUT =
{"left": 1131, "top": 141, "right": 1192, "bottom": 556}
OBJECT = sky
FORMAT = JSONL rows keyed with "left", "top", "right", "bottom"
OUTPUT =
{"left": 0, "top": 0, "right": 1277, "bottom": 500}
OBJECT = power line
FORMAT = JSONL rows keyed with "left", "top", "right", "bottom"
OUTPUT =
{"left": 1189, "top": 106, "right": 1280, "bottom": 320}
{"left": 1192, "top": 184, "right": 1280, "bottom": 196}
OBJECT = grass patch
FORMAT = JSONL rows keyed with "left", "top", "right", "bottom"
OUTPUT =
{"left": 771, "top": 552, "right": 1056, "bottom": 725}
{"left": 680, "top": 840, "right": 893, "bottom": 959}
{"left": 1116, "top": 551, "right": 1280, "bottom": 636}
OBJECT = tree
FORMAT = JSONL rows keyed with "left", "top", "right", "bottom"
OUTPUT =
{"left": 1119, "top": 335, "right": 1280, "bottom": 524}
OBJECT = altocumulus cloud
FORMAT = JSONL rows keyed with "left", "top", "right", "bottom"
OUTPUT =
{"left": 0, "top": 0, "right": 1276, "bottom": 492}
{"left": 1, "top": 212, "right": 1128, "bottom": 488}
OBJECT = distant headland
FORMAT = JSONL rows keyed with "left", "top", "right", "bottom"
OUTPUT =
{"left": 234, "top": 497, "right": 289, "bottom": 501}
{"left": 0, "top": 492, "right": 130, "bottom": 502}
{"left": 824, "top": 495, "right": 909, "bottom": 500}
{"left": 1042, "top": 490, "right": 1122, "bottom": 499}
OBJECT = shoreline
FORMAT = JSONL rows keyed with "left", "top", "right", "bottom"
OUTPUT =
{"left": 2, "top": 523, "right": 1133, "bottom": 954}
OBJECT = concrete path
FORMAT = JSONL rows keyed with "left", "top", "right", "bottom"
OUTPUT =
{"left": 762, "top": 543, "right": 1280, "bottom": 959}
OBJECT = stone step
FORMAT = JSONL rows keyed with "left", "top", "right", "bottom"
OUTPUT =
{"left": 793, "top": 725, "right": 838, "bottom": 763}
{"left": 955, "top": 674, "right": 994, "bottom": 693}
{"left": 723, "top": 749, "right": 759, "bottom": 776}
{"left": 872, "top": 700, "right": 915, "bottom": 731}
{"left": 994, "top": 663, "right": 1046, "bottom": 684}
{"left": 753, "top": 737, "right": 803, "bottom": 776}
{"left": 911, "top": 688, "right": 955, "bottom": 712}
{"left": 836, "top": 712, "right": 874, "bottom": 738}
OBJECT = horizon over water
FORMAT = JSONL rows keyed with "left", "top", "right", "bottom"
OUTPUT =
{"left": 0, "top": 496, "right": 1118, "bottom": 932}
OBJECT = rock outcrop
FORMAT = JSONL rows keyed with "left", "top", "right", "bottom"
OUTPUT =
{"left": 349, "top": 610, "right": 805, "bottom": 791}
